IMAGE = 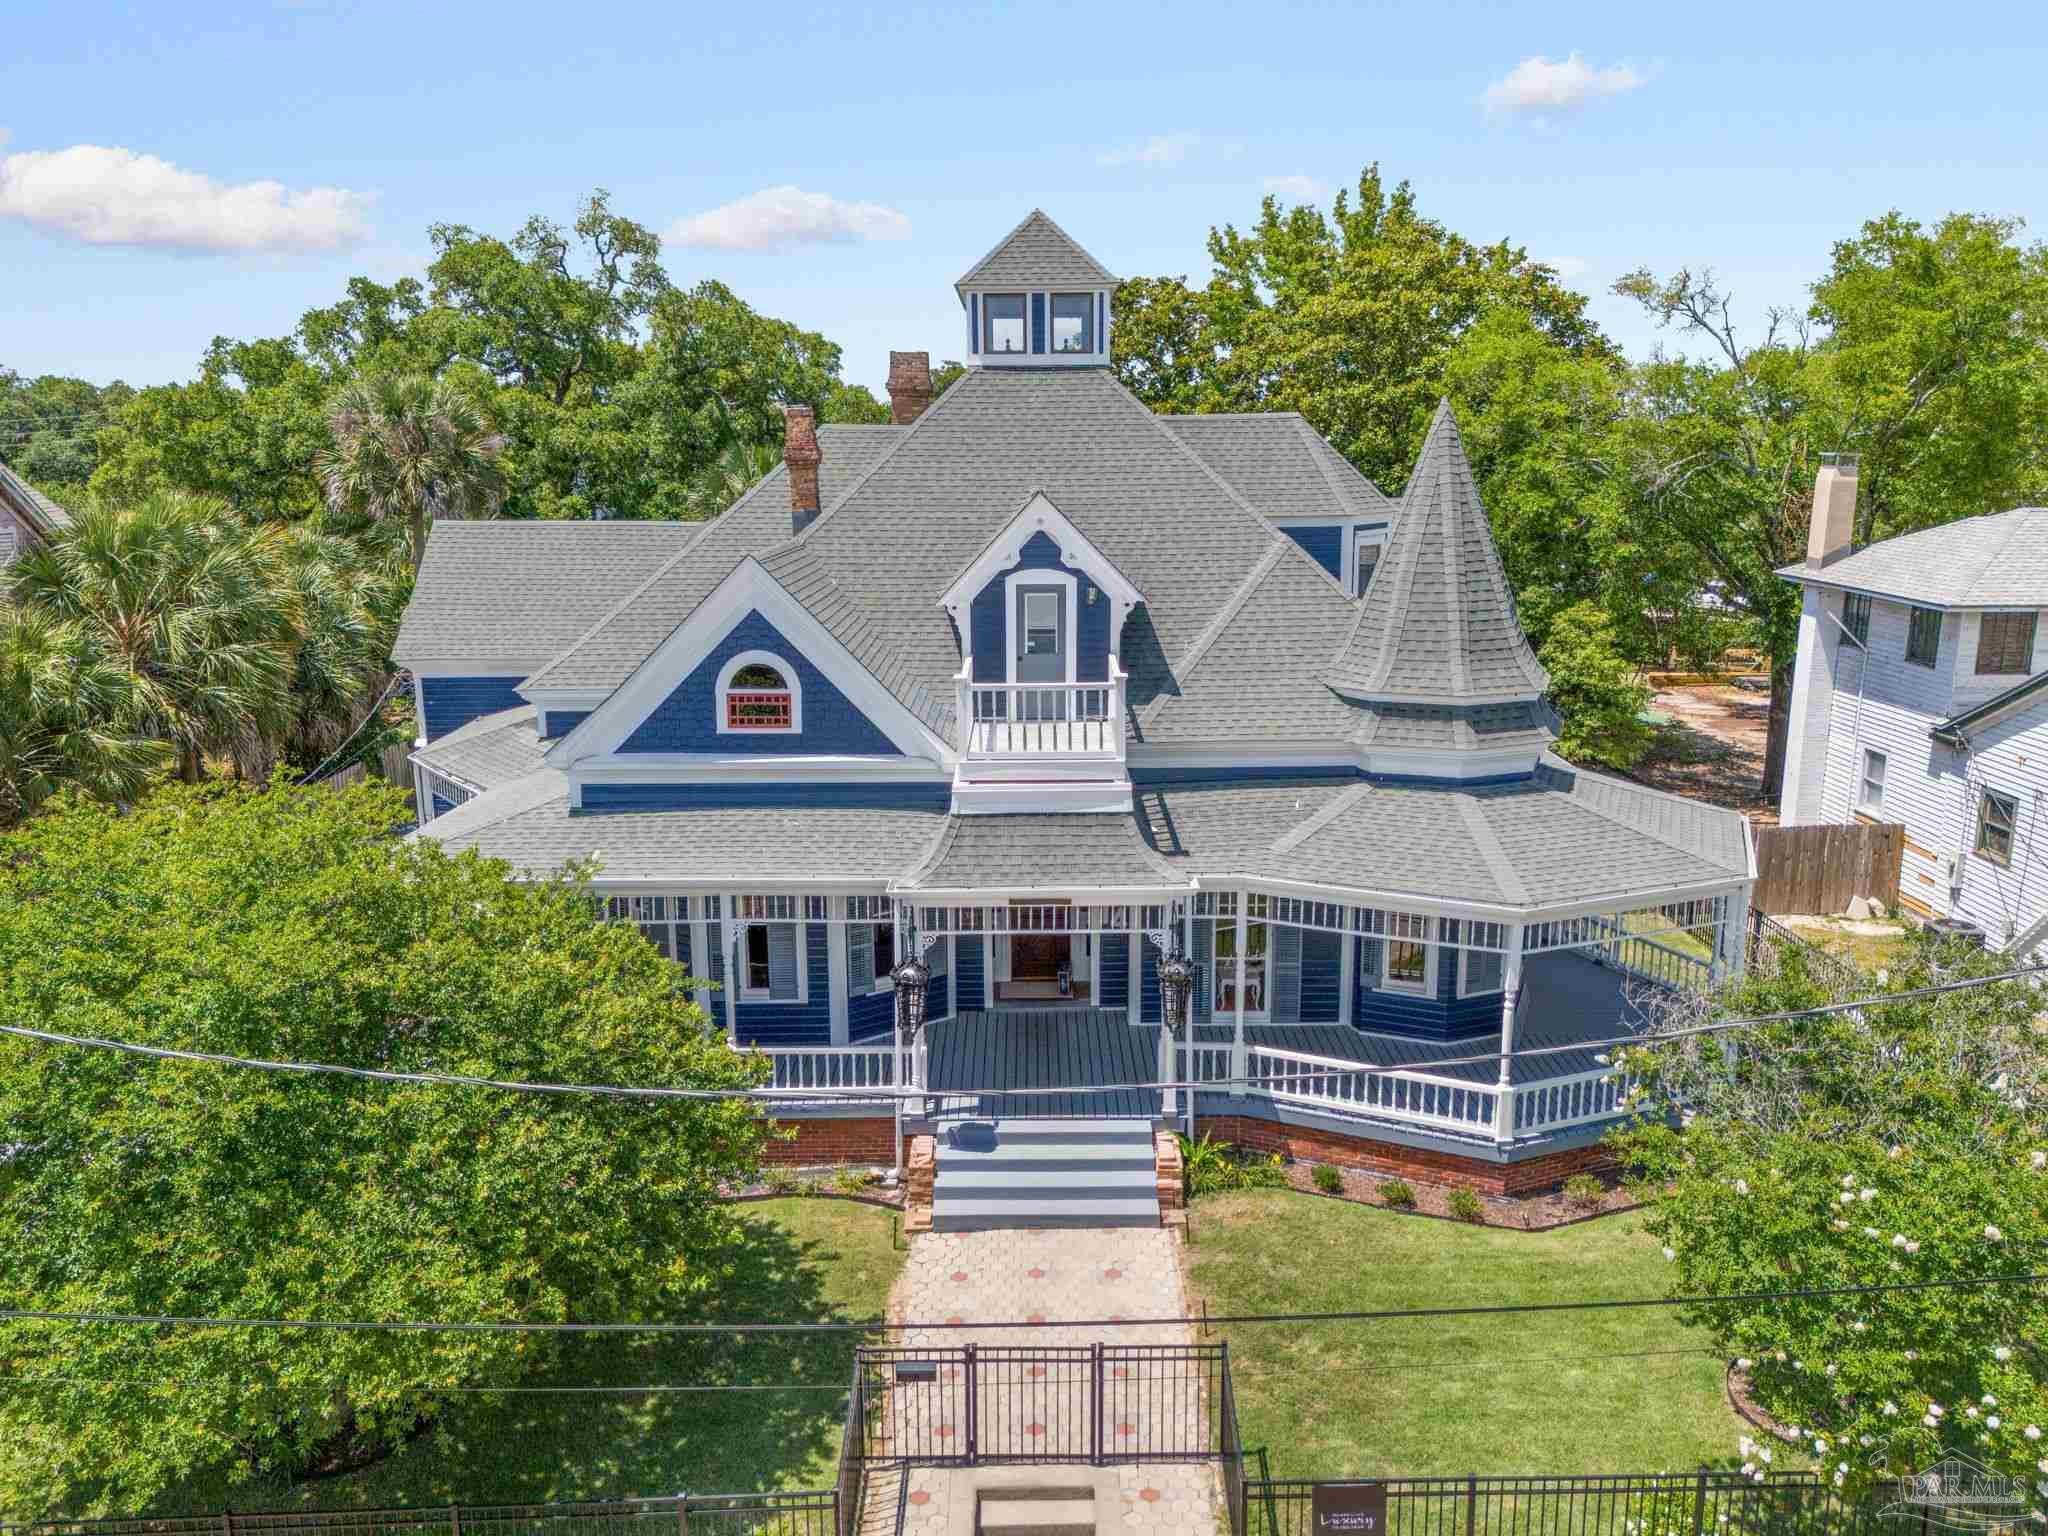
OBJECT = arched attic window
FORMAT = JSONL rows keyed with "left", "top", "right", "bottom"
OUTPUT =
{"left": 717, "top": 651, "right": 802, "bottom": 734}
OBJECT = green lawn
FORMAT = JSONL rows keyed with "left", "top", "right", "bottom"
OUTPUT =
{"left": 201, "top": 1199, "right": 903, "bottom": 1512}
{"left": 1186, "top": 1191, "right": 1750, "bottom": 1480}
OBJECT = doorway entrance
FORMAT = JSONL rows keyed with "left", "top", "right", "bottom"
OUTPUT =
{"left": 995, "top": 903, "right": 1091, "bottom": 1002}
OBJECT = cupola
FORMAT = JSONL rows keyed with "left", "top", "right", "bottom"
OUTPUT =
{"left": 955, "top": 210, "right": 1118, "bottom": 368}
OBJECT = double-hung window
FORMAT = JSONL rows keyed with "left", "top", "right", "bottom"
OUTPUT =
{"left": 1381, "top": 911, "right": 1432, "bottom": 994}
{"left": 983, "top": 293, "right": 1027, "bottom": 354}
{"left": 1841, "top": 593, "right": 1871, "bottom": 647}
{"left": 1906, "top": 607, "right": 1942, "bottom": 668}
{"left": 847, "top": 916, "right": 897, "bottom": 996}
{"left": 1050, "top": 293, "right": 1094, "bottom": 353}
{"left": 1858, "top": 750, "right": 1886, "bottom": 817}
{"left": 1976, "top": 612, "right": 2037, "bottom": 676}
{"left": 1976, "top": 789, "right": 2018, "bottom": 867}
{"left": 735, "top": 895, "right": 802, "bottom": 1003}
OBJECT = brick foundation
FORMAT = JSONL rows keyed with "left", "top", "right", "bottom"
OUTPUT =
{"left": 762, "top": 1116, "right": 899, "bottom": 1167}
{"left": 1195, "top": 1113, "right": 1616, "bottom": 1198}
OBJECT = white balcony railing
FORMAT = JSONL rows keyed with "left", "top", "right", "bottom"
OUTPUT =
{"left": 747, "top": 1042, "right": 908, "bottom": 1096}
{"left": 956, "top": 660, "right": 1127, "bottom": 763}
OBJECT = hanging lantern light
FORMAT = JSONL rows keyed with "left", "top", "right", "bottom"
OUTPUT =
{"left": 892, "top": 945, "right": 932, "bottom": 1040}
{"left": 1158, "top": 945, "right": 1197, "bottom": 1040}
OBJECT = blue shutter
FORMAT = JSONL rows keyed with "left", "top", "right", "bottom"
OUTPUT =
{"left": 708, "top": 927, "right": 725, "bottom": 987}
{"left": 767, "top": 922, "right": 799, "bottom": 1001}
{"left": 1030, "top": 293, "right": 1045, "bottom": 354}
{"left": 927, "top": 935, "right": 949, "bottom": 977}
{"left": 848, "top": 922, "right": 874, "bottom": 998}
{"left": 969, "top": 294, "right": 979, "bottom": 355}
{"left": 1097, "top": 292, "right": 1105, "bottom": 353}
{"left": 1193, "top": 919, "right": 1213, "bottom": 1025}
{"left": 1270, "top": 925, "right": 1304, "bottom": 1023}
{"left": 675, "top": 923, "right": 692, "bottom": 976}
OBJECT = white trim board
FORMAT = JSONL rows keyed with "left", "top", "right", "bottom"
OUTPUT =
{"left": 940, "top": 490, "right": 1144, "bottom": 649}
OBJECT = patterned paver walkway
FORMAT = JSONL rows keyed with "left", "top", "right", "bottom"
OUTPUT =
{"left": 868, "top": 1226, "right": 1222, "bottom": 1536}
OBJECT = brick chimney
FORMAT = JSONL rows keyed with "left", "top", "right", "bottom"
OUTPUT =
{"left": 784, "top": 404, "right": 821, "bottom": 534}
{"left": 887, "top": 351, "right": 933, "bottom": 426}
{"left": 1806, "top": 452, "right": 1858, "bottom": 568}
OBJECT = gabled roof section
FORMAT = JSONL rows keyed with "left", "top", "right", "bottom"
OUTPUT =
{"left": 940, "top": 490, "right": 1145, "bottom": 619}
{"left": 955, "top": 210, "right": 1119, "bottom": 293}
{"left": 0, "top": 460, "right": 71, "bottom": 538}
{"left": 1931, "top": 665, "right": 2048, "bottom": 745}
{"left": 1324, "top": 401, "right": 1548, "bottom": 706}
{"left": 1776, "top": 506, "right": 2048, "bottom": 608}
{"left": 411, "top": 704, "right": 543, "bottom": 793}
{"left": 1159, "top": 414, "right": 1395, "bottom": 522}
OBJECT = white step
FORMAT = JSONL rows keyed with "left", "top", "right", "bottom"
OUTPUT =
{"left": 932, "top": 1196, "right": 1159, "bottom": 1231}
{"left": 935, "top": 1167, "right": 1155, "bottom": 1198}
{"left": 951, "top": 1118, "right": 1154, "bottom": 1144}
{"left": 979, "top": 1497, "right": 1096, "bottom": 1536}
{"left": 938, "top": 1139, "right": 1156, "bottom": 1172}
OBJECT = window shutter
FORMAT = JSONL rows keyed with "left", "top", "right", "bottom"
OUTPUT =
{"left": 675, "top": 923, "right": 692, "bottom": 975}
{"left": 767, "top": 923, "right": 799, "bottom": 1001}
{"left": 1030, "top": 293, "right": 1045, "bottom": 354}
{"left": 848, "top": 922, "right": 874, "bottom": 995}
{"left": 1271, "top": 925, "right": 1304, "bottom": 1023}
{"left": 927, "top": 935, "right": 949, "bottom": 978}
{"left": 708, "top": 928, "right": 725, "bottom": 985}
{"left": 1193, "top": 919, "right": 1213, "bottom": 1024}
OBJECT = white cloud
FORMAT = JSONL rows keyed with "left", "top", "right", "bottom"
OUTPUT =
{"left": 1483, "top": 53, "right": 1646, "bottom": 114}
{"left": 0, "top": 144, "right": 371, "bottom": 251}
{"left": 1097, "top": 133, "right": 1198, "bottom": 167}
{"left": 1262, "top": 174, "right": 1328, "bottom": 204}
{"left": 666, "top": 185, "right": 911, "bottom": 252}
{"left": 1546, "top": 255, "right": 1591, "bottom": 280}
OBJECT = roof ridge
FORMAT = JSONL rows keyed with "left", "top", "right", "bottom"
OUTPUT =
{"left": 1452, "top": 794, "right": 1529, "bottom": 904}
{"left": 1963, "top": 511, "right": 2041, "bottom": 604}
{"left": 1134, "top": 539, "right": 1287, "bottom": 728}
{"left": 1269, "top": 781, "right": 1374, "bottom": 854}
{"left": 1295, "top": 415, "right": 1356, "bottom": 523}
{"left": 897, "top": 813, "right": 965, "bottom": 888}
{"left": 954, "top": 209, "right": 1119, "bottom": 289}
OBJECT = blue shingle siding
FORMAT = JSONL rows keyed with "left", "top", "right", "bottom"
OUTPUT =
{"left": 620, "top": 610, "right": 902, "bottom": 756}
{"left": 579, "top": 781, "right": 949, "bottom": 814}
{"left": 968, "top": 532, "right": 1111, "bottom": 684}
{"left": 540, "top": 709, "right": 590, "bottom": 741}
{"left": 733, "top": 922, "right": 831, "bottom": 1046}
{"left": 1139, "top": 937, "right": 1161, "bottom": 1024}
{"left": 431, "top": 794, "right": 457, "bottom": 820}
{"left": 1279, "top": 525, "right": 1344, "bottom": 581}
{"left": 1300, "top": 928, "right": 1343, "bottom": 1023}
{"left": 420, "top": 675, "right": 526, "bottom": 741}
{"left": 1352, "top": 935, "right": 1457, "bottom": 1039}
{"left": 956, "top": 936, "right": 986, "bottom": 1010}
{"left": 1099, "top": 933, "right": 1129, "bottom": 1011}
{"left": 1030, "top": 293, "right": 1045, "bottom": 354}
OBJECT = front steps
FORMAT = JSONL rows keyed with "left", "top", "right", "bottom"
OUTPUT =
{"left": 930, "top": 1119, "right": 1161, "bottom": 1231}
{"left": 977, "top": 1484, "right": 1097, "bottom": 1536}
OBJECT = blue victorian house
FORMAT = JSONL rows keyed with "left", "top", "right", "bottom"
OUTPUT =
{"left": 395, "top": 212, "right": 1754, "bottom": 1228}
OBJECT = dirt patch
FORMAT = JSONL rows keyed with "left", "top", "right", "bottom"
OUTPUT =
{"left": 1632, "top": 684, "right": 1778, "bottom": 823}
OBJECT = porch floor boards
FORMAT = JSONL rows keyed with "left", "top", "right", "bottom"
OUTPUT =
{"left": 923, "top": 1007, "right": 1161, "bottom": 1120}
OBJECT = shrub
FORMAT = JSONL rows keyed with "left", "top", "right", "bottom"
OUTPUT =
{"left": 1447, "top": 1187, "right": 1486, "bottom": 1223}
{"left": 762, "top": 1165, "right": 801, "bottom": 1195}
{"left": 1179, "top": 1134, "right": 1288, "bottom": 1199}
{"left": 1562, "top": 1172, "right": 1606, "bottom": 1208}
{"left": 1311, "top": 1164, "right": 1345, "bottom": 1195}
{"left": 1379, "top": 1179, "right": 1416, "bottom": 1208}
{"left": 831, "top": 1167, "right": 875, "bottom": 1195}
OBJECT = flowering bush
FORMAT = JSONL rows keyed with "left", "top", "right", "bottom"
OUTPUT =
{"left": 1610, "top": 935, "right": 2046, "bottom": 1506}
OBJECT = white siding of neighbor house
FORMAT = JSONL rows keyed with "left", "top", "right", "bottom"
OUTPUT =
{"left": 1938, "top": 696, "right": 2048, "bottom": 949}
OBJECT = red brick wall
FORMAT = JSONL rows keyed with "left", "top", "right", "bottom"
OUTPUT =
{"left": 1195, "top": 1113, "right": 1616, "bottom": 1197}
{"left": 761, "top": 1116, "right": 899, "bottom": 1166}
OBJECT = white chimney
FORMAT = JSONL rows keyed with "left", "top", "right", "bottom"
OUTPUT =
{"left": 1807, "top": 453, "right": 1858, "bottom": 568}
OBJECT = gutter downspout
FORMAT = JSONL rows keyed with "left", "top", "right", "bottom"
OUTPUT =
{"left": 1825, "top": 610, "right": 1871, "bottom": 809}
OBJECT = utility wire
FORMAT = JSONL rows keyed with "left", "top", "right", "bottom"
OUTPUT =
{"left": 1, "top": 1270, "right": 2039, "bottom": 1338}
{"left": 292, "top": 673, "right": 409, "bottom": 787}
{"left": 4, "top": 964, "right": 2042, "bottom": 1104}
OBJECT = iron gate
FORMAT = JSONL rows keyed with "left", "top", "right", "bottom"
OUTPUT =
{"left": 853, "top": 1343, "right": 1231, "bottom": 1466}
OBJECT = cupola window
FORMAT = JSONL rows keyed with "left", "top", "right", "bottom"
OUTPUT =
{"left": 1051, "top": 293, "right": 1095, "bottom": 353}
{"left": 983, "top": 293, "right": 1028, "bottom": 354}
{"left": 717, "top": 651, "right": 801, "bottom": 733}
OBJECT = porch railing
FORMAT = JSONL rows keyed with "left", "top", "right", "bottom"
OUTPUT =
{"left": 748, "top": 1043, "right": 907, "bottom": 1096}
{"left": 1590, "top": 920, "right": 1714, "bottom": 992}
{"left": 955, "top": 661, "right": 1127, "bottom": 761}
{"left": 1242, "top": 1045, "right": 1501, "bottom": 1138}
{"left": 1512, "top": 1064, "right": 1638, "bottom": 1134}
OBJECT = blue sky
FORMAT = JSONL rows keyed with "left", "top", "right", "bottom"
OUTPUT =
{"left": 4, "top": 0, "right": 2044, "bottom": 400}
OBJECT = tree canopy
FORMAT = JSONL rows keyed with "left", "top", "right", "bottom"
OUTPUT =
{"left": 0, "top": 779, "right": 766, "bottom": 1517}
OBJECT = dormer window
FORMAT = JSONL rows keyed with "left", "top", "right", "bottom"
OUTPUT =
{"left": 1051, "top": 293, "right": 1095, "bottom": 353}
{"left": 983, "top": 293, "right": 1027, "bottom": 354}
{"left": 717, "top": 651, "right": 801, "bottom": 734}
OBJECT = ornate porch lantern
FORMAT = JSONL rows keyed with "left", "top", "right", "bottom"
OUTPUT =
{"left": 892, "top": 947, "right": 933, "bottom": 1042}
{"left": 1157, "top": 945, "right": 1197, "bottom": 1040}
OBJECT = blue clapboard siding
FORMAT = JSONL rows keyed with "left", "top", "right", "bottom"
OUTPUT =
{"left": 539, "top": 709, "right": 590, "bottom": 740}
{"left": 419, "top": 675, "right": 526, "bottom": 741}
{"left": 969, "top": 532, "right": 1111, "bottom": 684}
{"left": 1279, "top": 525, "right": 1344, "bottom": 581}
{"left": 849, "top": 987, "right": 894, "bottom": 1037}
{"left": 928, "top": 964, "right": 952, "bottom": 1023}
{"left": 1030, "top": 293, "right": 1045, "bottom": 354}
{"left": 1192, "top": 919, "right": 1213, "bottom": 1025}
{"left": 676, "top": 924, "right": 692, "bottom": 978}
{"left": 1097, "top": 293, "right": 1105, "bottom": 351}
{"left": 1139, "top": 938, "right": 1161, "bottom": 1024}
{"left": 1301, "top": 928, "right": 1344, "bottom": 1023}
{"left": 1442, "top": 921, "right": 1504, "bottom": 1037}
{"left": 1353, "top": 934, "right": 1460, "bottom": 1039}
{"left": 580, "top": 782, "right": 950, "bottom": 813}
{"left": 431, "top": 794, "right": 458, "bottom": 820}
{"left": 1098, "top": 933, "right": 1129, "bottom": 1012}
{"left": 955, "top": 936, "right": 986, "bottom": 1011}
{"left": 621, "top": 610, "right": 902, "bottom": 756}
{"left": 733, "top": 922, "right": 831, "bottom": 1046}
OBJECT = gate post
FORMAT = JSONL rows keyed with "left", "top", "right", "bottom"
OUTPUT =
{"left": 1091, "top": 1342, "right": 1105, "bottom": 1465}
{"left": 1690, "top": 1467, "right": 1710, "bottom": 1536}
{"left": 964, "top": 1343, "right": 979, "bottom": 1464}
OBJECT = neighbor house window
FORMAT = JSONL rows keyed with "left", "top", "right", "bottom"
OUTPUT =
{"left": 718, "top": 652, "right": 800, "bottom": 734}
{"left": 1382, "top": 911, "right": 1432, "bottom": 994}
{"left": 1976, "top": 612, "right": 2037, "bottom": 676}
{"left": 1050, "top": 292, "right": 1095, "bottom": 353}
{"left": 1859, "top": 749, "right": 1886, "bottom": 817}
{"left": 1906, "top": 607, "right": 1942, "bottom": 667}
{"left": 1842, "top": 592, "right": 1871, "bottom": 647}
{"left": 983, "top": 293, "right": 1027, "bottom": 354}
{"left": 1976, "top": 789, "right": 2018, "bottom": 866}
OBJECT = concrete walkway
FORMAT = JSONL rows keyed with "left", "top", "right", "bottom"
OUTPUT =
{"left": 865, "top": 1227, "right": 1222, "bottom": 1536}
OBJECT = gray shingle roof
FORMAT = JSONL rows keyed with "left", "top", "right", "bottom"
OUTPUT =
{"left": 1160, "top": 414, "right": 1394, "bottom": 523}
{"left": 393, "top": 519, "right": 698, "bottom": 665}
{"left": 411, "top": 705, "right": 543, "bottom": 791}
{"left": 0, "top": 460, "right": 71, "bottom": 535}
{"left": 1325, "top": 402, "right": 1549, "bottom": 705}
{"left": 955, "top": 210, "right": 1119, "bottom": 291}
{"left": 903, "top": 813, "right": 1191, "bottom": 892}
{"left": 1777, "top": 506, "right": 2048, "bottom": 608}
{"left": 521, "top": 425, "right": 906, "bottom": 691}
{"left": 1351, "top": 701, "right": 1557, "bottom": 752}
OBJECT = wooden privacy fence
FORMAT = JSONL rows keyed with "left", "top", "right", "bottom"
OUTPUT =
{"left": 1752, "top": 821, "right": 1904, "bottom": 915}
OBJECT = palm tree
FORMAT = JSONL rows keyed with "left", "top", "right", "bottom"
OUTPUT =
{"left": 14, "top": 493, "right": 302, "bottom": 782}
{"left": 0, "top": 607, "right": 169, "bottom": 826}
{"left": 682, "top": 434, "right": 780, "bottom": 520}
{"left": 317, "top": 373, "right": 508, "bottom": 568}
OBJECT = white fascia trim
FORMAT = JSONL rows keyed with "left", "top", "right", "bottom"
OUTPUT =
{"left": 714, "top": 648, "right": 804, "bottom": 736}
{"left": 893, "top": 882, "right": 1192, "bottom": 902}
{"left": 951, "top": 780, "right": 1136, "bottom": 815}
{"left": 940, "top": 490, "right": 1144, "bottom": 631}
{"left": 1192, "top": 872, "right": 1749, "bottom": 926}
{"left": 519, "top": 687, "right": 612, "bottom": 710}
{"left": 544, "top": 556, "right": 955, "bottom": 770}
{"left": 574, "top": 755, "right": 948, "bottom": 784}
{"left": 405, "top": 750, "right": 485, "bottom": 798}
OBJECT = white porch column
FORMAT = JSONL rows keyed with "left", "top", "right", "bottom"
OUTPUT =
{"left": 692, "top": 914, "right": 715, "bottom": 1022}
{"left": 827, "top": 914, "right": 850, "bottom": 1046}
{"left": 721, "top": 896, "right": 738, "bottom": 1042}
{"left": 1230, "top": 898, "right": 1249, "bottom": 1098}
{"left": 1492, "top": 922, "right": 1524, "bottom": 1141}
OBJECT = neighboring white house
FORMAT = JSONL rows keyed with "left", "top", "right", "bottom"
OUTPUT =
{"left": 1780, "top": 457, "right": 2048, "bottom": 949}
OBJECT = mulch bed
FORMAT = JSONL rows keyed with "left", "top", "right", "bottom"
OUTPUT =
{"left": 1726, "top": 1363, "right": 1801, "bottom": 1443}
{"left": 1267, "top": 1160, "right": 1643, "bottom": 1232}
{"left": 721, "top": 1169, "right": 905, "bottom": 1211}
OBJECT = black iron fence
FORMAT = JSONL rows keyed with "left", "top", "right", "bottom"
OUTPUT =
{"left": 2, "top": 1494, "right": 839, "bottom": 1536}
{"left": 1238, "top": 1473, "right": 1910, "bottom": 1536}
{"left": 1746, "top": 911, "right": 1870, "bottom": 1003}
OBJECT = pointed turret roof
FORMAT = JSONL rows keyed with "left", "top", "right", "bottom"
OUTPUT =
{"left": 1324, "top": 401, "right": 1549, "bottom": 705}
{"left": 955, "top": 210, "right": 1119, "bottom": 292}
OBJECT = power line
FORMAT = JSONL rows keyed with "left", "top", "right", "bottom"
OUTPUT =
{"left": 1, "top": 1270, "right": 2039, "bottom": 1338}
{"left": 292, "top": 673, "right": 409, "bottom": 787}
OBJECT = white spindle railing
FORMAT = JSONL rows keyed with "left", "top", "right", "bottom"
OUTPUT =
{"left": 1589, "top": 919, "right": 1714, "bottom": 993}
{"left": 955, "top": 660, "right": 1127, "bottom": 762}
{"left": 748, "top": 1043, "right": 906, "bottom": 1095}
{"left": 1182, "top": 1039, "right": 1234, "bottom": 1087}
{"left": 1513, "top": 1064, "right": 1640, "bottom": 1133}
{"left": 1244, "top": 1045, "right": 1500, "bottom": 1136}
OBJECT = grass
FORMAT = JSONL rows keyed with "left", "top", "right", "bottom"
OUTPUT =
{"left": 1185, "top": 1190, "right": 1749, "bottom": 1480}
{"left": 1777, "top": 915, "right": 1914, "bottom": 973}
{"left": 200, "top": 1199, "right": 903, "bottom": 1512}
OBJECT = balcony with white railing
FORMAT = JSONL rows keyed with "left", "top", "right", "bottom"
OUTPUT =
{"left": 954, "top": 660, "right": 1127, "bottom": 767}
